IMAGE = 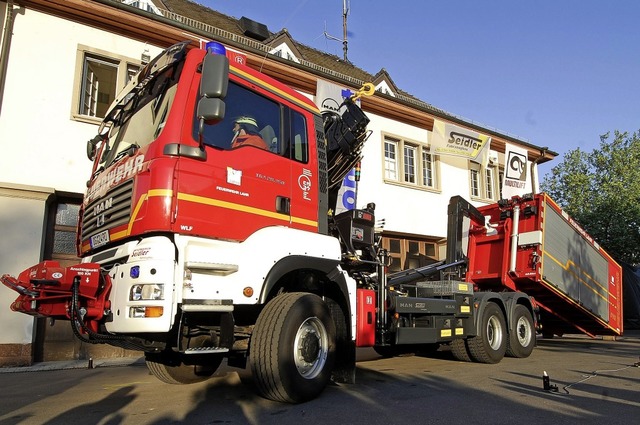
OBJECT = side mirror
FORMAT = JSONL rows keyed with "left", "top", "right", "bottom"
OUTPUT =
{"left": 197, "top": 52, "right": 229, "bottom": 145}
{"left": 86, "top": 134, "right": 103, "bottom": 160}
{"left": 197, "top": 98, "right": 226, "bottom": 126}
{"left": 200, "top": 53, "right": 229, "bottom": 98}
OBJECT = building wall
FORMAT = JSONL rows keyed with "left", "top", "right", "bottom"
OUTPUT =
{"left": 0, "top": 184, "right": 52, "bottom": 365}
{"left": 0, "top": 1, "right": 544, "bottom": 365}
{"left": 358, "top": 111, "right": 498, "bottom": 240}
{"left": 0, "top": 4, "right": 162, "bottom": 365}
{"left": 0, "top": 6, "right": 162, "bottom": 192}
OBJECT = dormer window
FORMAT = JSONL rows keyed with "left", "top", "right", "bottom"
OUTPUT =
{"left": 124, "top": 0, "right": 161, "bottom": 15}
{"left": 268, "top": 42, "right": 300, "bottom": 63}
{"left": 375, "top": 81, "right": 395, "bottom": 97}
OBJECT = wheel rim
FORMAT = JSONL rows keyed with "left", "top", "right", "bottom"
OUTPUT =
{"left": 516, "top": 316, "right": 532, "bottom": 347}
{"left": 293, "top": 316, "right": 328, "bottom": 379}
{"left": 487, "top": 315, "right": 504, "bottom": 350}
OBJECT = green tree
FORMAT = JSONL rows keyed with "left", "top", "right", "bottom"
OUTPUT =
{"left": 541, "top": 130, "right": 640, "bottom": 264}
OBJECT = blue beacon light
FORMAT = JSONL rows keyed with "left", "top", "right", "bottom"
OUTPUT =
{"left": 205, "top": 41, "right": 226, "bottom": 56}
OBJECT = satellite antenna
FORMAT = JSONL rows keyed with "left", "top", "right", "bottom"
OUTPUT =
{"left": 323, "top": 0, "right": 350, "bottom": 62}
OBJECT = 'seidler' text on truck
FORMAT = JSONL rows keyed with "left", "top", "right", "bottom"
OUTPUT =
{"left": 1, "top": 41, "right": 622, "bottom": 403}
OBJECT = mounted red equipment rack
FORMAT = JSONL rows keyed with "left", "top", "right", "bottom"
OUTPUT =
{"left": 1, "top": 261, "right": 110, "bottom": 333}
{"left": 466, "top": 193, "right": 623, "bottom": 338}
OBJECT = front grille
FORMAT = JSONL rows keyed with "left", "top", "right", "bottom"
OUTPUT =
{"left": 82, "top": 180, "right": 134, "bottom": 240}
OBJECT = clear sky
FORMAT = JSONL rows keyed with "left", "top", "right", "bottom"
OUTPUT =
{"left": 203, "top": 0, "right": 640, "bottom": 177}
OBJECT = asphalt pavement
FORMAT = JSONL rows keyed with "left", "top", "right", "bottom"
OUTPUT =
{"left": 2, "top": 331, "right": 639, "bottom": 374}
{"left": 1, "top": 332, "right": 639, "bottom": 425}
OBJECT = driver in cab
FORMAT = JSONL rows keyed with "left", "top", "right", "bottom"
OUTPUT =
{"left": 231, "top": 116, "right": 268, "bottom": 150}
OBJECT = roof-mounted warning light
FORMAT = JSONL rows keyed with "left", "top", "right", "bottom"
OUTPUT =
{"left": 205, "top": 41, "right": 226, "bottom": 56}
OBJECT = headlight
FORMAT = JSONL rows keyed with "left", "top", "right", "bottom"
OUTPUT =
{"left": 130, "top": 284, "right": 164, "bottom": 301}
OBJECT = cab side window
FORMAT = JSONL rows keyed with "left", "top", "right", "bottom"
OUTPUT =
{"left": 290, "top": 110, "right": 308, "bottom": 163}
{"left": 196, "top": 82, "right": 280, "bottom": 152}
{"left": 195, "top": 80, "right": 309, "bottom": 164}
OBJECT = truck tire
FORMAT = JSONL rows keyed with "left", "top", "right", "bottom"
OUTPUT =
{"left": 506, "top": 305, "right": 535, "bottom": 358}
{"left": 467, "top": 302, "right": 507, "bottom": 364}
{"left": 146, "top": 356, "right": 221, "bottom": 384}
{"left": 250, "top": 292, "right": 336, "bottom": 403}
{"left": 450, "top": 339, "right": 472, "bottom": 362}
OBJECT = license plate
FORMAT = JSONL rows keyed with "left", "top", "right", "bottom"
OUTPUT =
{"left": 90, "top": 230, "right": 110, "bottom": 248}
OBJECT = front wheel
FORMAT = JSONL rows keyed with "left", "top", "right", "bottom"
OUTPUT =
{"left": 467, "top": 302, "right": 507, "bottom": 364}
{"left": 506, "top": 305, "right": 535, "bottom": 358}
{"left": 146, "top": 356, "right": 221, "bottom": 384}
{"left": 145, "top": 335, "right": 223, "bottom": 384}
{"left": 250, "top": 292, "right": 336, "bottom": 403}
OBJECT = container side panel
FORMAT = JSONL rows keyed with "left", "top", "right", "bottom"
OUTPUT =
{"left": 542, "top": 204, "right": 611, "bottom": 322}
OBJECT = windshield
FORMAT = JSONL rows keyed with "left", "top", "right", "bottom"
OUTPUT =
{"left": 97, "top": 43, "right": 188, "bottom": 169}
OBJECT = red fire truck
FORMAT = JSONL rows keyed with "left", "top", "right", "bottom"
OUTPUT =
{"left": 1, "top": 41, "right": 622, "bottom": 403}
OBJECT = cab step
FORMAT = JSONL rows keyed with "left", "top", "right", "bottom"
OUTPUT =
{"left": 184, "top": 346, "right": 229, "bottom": 354}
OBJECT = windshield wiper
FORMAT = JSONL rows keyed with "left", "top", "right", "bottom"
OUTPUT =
{"left": 92, "top": 165, "right": 105, "bottom": 180}
{"left": 110, "top": 143, "right": 140, "bottom": 165}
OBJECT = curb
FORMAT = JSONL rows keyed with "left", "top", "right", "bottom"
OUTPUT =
{"left": 0, "top": 357, "right": 144, "bottom": 373}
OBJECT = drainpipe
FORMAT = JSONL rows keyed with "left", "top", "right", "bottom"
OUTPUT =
{"left": 509, "top": 204, "right": 520, "bottom": 274}
{"left": 0, "top": 0, "right": 19, "bottom": 117}
{"left": 530, "top": 146, "right": 548, "bottom": 194}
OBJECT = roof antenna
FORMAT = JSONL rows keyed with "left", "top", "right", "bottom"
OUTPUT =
{"left": 323, "top": 0, "right": 350, "bottom": 62}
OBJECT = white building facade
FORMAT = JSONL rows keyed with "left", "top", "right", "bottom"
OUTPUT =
{"left": 0, "top": 0, "right": 163, "bottom": 364}
{"left": 0, "top": 0, "right": 553, "bottom": 365}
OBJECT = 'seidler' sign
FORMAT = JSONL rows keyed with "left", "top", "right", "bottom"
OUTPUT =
{"left": 431, "top": 120, "right": 491, "bottom": 160}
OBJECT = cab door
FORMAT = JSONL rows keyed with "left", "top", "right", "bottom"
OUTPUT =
{"left": 176, "top": 79, "right": 295, "bottom": 242}
{"left": 285, "top": 107, "right": 320, "bottom": 234}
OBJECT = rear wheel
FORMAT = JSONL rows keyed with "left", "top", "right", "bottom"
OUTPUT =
{"left": 250, "top": 292, "right": 336, "bottom": 403}
{"left": 506, "top": 305, "right": 535, "bottom": 358}
{"left": 450, "top": 339, "right": 472, "bottom": 362}
{"left": 467, "top": 302, "right": 507, "bottom": 364}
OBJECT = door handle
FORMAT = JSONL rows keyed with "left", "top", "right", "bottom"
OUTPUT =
{"left": 276, "top": 196, "right": 290, "bottom": 214}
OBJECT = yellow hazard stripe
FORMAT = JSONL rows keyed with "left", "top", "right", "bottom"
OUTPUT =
{"left": 177, "top": 192, "right": 317, "bottom": 228}
{"left": 542, "top": 250, "right": 614, "bottom": 302}
{"left": 230, "top": 65, "right": 320, "bottom": 115}
{"left": 83, "top": 189, "right": 317, "bottom": 252}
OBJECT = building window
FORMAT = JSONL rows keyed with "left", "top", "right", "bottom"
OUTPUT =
{"left": 384, "top": 138, "right": 398, "bottom": 180}
{"left": 383, "top": 135, "right": 438, "bottom": 189}
{"left": 470, "top": 168, "right": 480, "bottom": 197}
{"left": 485, "top": 167, "right": 495, "bottom": 200}
{"left": 124, "top": 0, "right": 162, "bottom": 14}
{"left": 72, "top": 45, "right": 142, "bottom": 122}
{"left": 43, "top": 198, "right": 82, "bottom": 264}
{"left": 80, "top": 55, "right": 118, "bottom": 118}
{"left": 403, "top": 145, "right": 417, "bottom": 183}
{"left": 470, "top": 162, "right": 499, "bottom": 201}
{"left": 422, "top": 151, "right": 434, "bottom": 187}
{"left": 382, "top": 236, "right": 439, "bottom": 272}
{"left": 52, "top": 203, "right": 80, "bottom": 256}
